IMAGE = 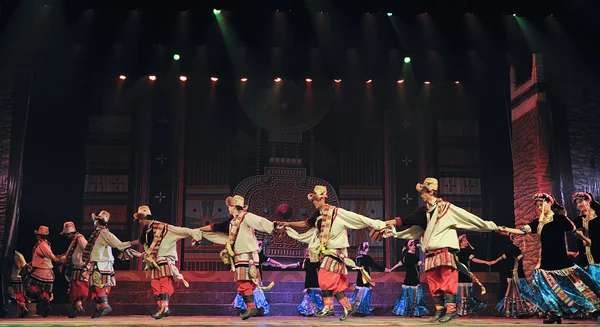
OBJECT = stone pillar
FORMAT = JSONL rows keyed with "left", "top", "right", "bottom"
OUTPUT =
{"left": 510, "top": 54, "right": 553, "bottom": 279}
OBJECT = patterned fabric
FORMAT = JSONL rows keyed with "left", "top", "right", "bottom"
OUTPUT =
{"left": 424, "top": 248, "right": 457, "bottom": 272}
{"left": 89, "top": 264, "right": 116, "bottom": 288}
{"left": 227, "top": 212, "right": 248, "bottom": 250}
{"left": 318, "top": 206, "right": 338, "bottom": 256}
{"left": 392, "top": 284, "right": 430, "bottom": 317}
{"left": 233, "top": 287, "right": 270, "bottom": 314}
{"left": 588, "top": 264, "right": 600, "bottom": 284}
{"left": 320, "top": 256, "right": 347, "bottom": 275}
{"left": 9, "top": 278, "right": 24, "bottom": 294}
{"left": 145, "top": 221, "right": 168, "bottom": 257}
{"left": 65, "top": 233, "right": 84, "bottom": 264}
{"left": 24, "top": 270, "right": 54, "bottom": 293}
{"left": 532, "top": 265, "right": 600, "bottom": 316}
{"left": 349, "top": 286, "right": 373, "bottom": 314}
{"left": 82, "top": 228, "right": 103, "bottom": 264}
{"left": 71, "top": 267, "right": 86, "bottom": 282}
{"left": 456, "top": 282, "right": 487, "bottom": 316}
{"left": 582, "top": 215, "right": 597, "bottom": 265}
{"left": 496, "top": 278, "right": 538, "bottom": 317}
{"left": 297, "top": 288, "right": 324, "bottom": 316}
{"left": 234, "top": 264, "right": 261, "bottom": 283}
{"left": 150, "top": 260, "right": 175, "bottom": 279}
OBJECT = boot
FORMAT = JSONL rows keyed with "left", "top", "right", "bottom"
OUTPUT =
{"left": 37, "top": 298, "right": 50, "bottom": 318}
{"left": 439, "top": 294, "right": 458, "bottom": 323}
{"left": 335, "top": 292, "right": 355, "bottom": 321}
{"left": 239, "top": 295, "right": 258, "bottom": 320}
{"left": 91, "top": 297, "right": 111, "bottom": 319}
{"left": 152, "top": 307, "right": 171, "bottom": 319}
{"left": 543, "top": 312, "right": 562, "bottom": 324}
{"left": 429, "top": 295, "right": 445, "bottom": 322}
{"left": 315, "top": 306, "right": 335, "bottom": 317}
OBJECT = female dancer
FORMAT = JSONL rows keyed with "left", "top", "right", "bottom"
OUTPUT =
{"left": 493, "top": 232, "right": 538, "bottom": 318}
{"left": 499, "top": 193, "right": 600, "bottom": 324}
{"left": 349, "top": 242, "right": 385, "bottom": 316}
{"left": 572, "top": 192, "right": 600, "bottom": 281}
{"left": 387, "top": 239, "right": 429, "bottom": 317}
{"left": 456, "top": 234, "right": 490, "bottom": 316}
{"left": 297, "top": 247, "right": 324, "bottom": 316}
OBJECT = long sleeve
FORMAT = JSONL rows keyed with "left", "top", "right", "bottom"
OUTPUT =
{"left": 243, "top": 212, "right": 275, "bottom": 234}
{"left": 389, "top": 225, "right": 425, "bottom": 239}
{"left": 166, "top": 225, "right": 203, "bottom": 242}
{"left": 337, "top": 208, "right": 386, "bottom": 231}
{"left": 78, "top": 235, "right": 88, "bottom": 251}
{"left": 364, "top": 255, "right": 385, "bottom": 272}
{"left": 447, "top": 204, "right": 498, "bottom": 231}
{"left": 199, "top": 231, "right": 229, "bottom": 245}
{"left": 286, "top": 227, "right": 317, "bottom": 243}
{"left": 210, "top": 218, "right": 231, "bottom": 234}
{"left": 395, "top": 207, "right": 428, "bottom": 229}
{"left": 39, "top": 242, "right": 60, "bottom": 262}
{"left": 102, "top": 230, "right": 132, "bottom": 251}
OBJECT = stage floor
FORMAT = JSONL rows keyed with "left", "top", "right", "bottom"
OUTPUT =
{"left": 0, "top": 316, "right": 597, "bottom": 326}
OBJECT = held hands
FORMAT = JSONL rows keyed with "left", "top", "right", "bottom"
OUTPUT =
{"left": 583, "top": 238, "right": 592, "bottom": 247}
{"left": 129, "top": 240, "right": 140, "bottom": 246}
{"left": 384, "top": 268, "right": 392, "bottom": 273}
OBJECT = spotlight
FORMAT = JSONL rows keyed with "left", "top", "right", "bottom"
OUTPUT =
{"left": 240, "top": 77, "right": 248, "bottom": 82}
{"left": 455, "top": 81, "right": 460, "bottom": 84}
{"left": 404, "top": 57, "right": 411, "bottom": 63}
{"left": 119, "top": 75, "right": 126, "bottom": 80}
{"left": 211, "top": 77, "right": 218, "bottom": 81}
{"left": 397, "top": 79, "right": 404, "bottom": 84}
{"left": 149, "top": 75, "right": 157, "bottom": 81}
{"left": 213, "top": 9, "right": 221, "bottom": 14}
{"left": 424, "top": 81, "right": 431, "bottom": 84}
{"left": 173, "top": 54, "right": 180, "bottom": 61}
{"left": 387, "top": 13, "right": 393, "bottom": 17}
{"left": 366, "top": 79, "right": 372, "bottom": 84}
{"left": 180, "top": 76, "right": 187, "bottom": 81}
{"left": 334, "top": 79, "right": 342, "bottom": 83}
{"left": 274, "top": 77, "right": 281, "bottom": 82}
{"left": 305, "top": 78, "right": 312, "bottom": 82}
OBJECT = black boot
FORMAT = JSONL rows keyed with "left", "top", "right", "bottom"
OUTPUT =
{"left": 429, "top": 295, "right": 446, "bottom": 322}
{"left": 91, "top": 297, "right": 112, "bottom": 319}
{"left": 151, "top": 294, "right": 171, "bottom": 319}
{"left": 543, "top": 312, "right": 562, "bottom": 324}
{"left": 439, "top": 294, "right": 458, "bottom": 323}
{"left": 335, "top": 291, "right": 354, "bottom": 321}
{"left": 37, "top": 298, "right": 50, "bottom": 318}
{"left": 239, "top": 295, "right": 258, "bottom": 320}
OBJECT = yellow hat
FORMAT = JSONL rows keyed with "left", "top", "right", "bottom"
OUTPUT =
{"left": 307, "top": 185, "right": 328, "bottom": 201}
{"left": 225, "top": 195, "right": 248, "bottom": 209}
{"left": 91, "top": 210, "right": 110, "bottom": 222}
{"left": 416, "top": 177, "right": 438, "bottom": 192}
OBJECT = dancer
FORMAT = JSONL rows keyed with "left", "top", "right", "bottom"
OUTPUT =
{"left": 493, "top": 232, "right": 538, "bottom": 318}
{"left": 59, "top": 221, "right": 89, "bottom": 318}
{"left": 381, "top": 177, "right": 500, "bottom": 323}
{"left": 572, "top": 192, "right": 600, "bottom": 282}
{"left": 233, "top": 240, "right": 298, "bottom": 315}
{"left": 9, "top": 251, "right": 28, "bottom": 317}
{"left": 83, "top": 210, "right": 139, "bottom": 318}
{"left": 279, "top": 185, "right": 387, "bottom": 321}
{"left": 499, "top": 193, "right": 600, "bottom": 324}
{"left": 349, "top": 242, "right": 385, "bottom": 316}
{"left": 387, "top": 239, "right": 429, "bottom": 317}
{"left": 455, "top": 234, "right": 489, "bottom": 316}
{"left": 132, "top": 205, "right": 203, "bottom": 319}
{"left": 199, "top": 195, "right": 277, "bottom": 320}
{"left": 23, "top": 226, "right": 62, "bottom": 318}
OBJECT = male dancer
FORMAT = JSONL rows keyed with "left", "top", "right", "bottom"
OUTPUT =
{"left": 132, "top": 205, "right": 203, "bottom": 319}
{"left": 280, "top": 185, "right": 387, "bottom": 321}
{"left": 59, "top": 221, "right": 88, "bottom": 318}
{"left": 381, "top": 178, "right": 499, "bottom": 323}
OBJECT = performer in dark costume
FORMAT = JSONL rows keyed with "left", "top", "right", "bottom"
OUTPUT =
{"left": 9, "top": 251, "right": 28, "bottom": 317}
{"left": 59, "top": 221, "right": 88, "bottom": 318}
{"left": 499, "top": 193, "right": 600, "bottom": 324}
{"left": 455, "top": 234, "right": 490, "bottom": 316}
{"left": 572, "top": 192, "right": 600, "bottom": 283}
{"left": 387, "top": 239, "right": 429, "bottom": 317}
{"left": 349, "top": 242, "right": 385, "bottom": 316}
{"left": 493, "top": 232, "right": 538, "bottom": 318}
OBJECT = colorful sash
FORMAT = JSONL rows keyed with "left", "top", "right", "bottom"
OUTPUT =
{"left": 65, "top": 233, "right": 84, "bottom": 265}
{"left": 145, "top": 221, "right": 168, "bottom": 258}
{"left": 82, "top": 227, "right": 103, "bottom": 265}
{"left": 225, "top": 212, "right": 248, "bottom": 256}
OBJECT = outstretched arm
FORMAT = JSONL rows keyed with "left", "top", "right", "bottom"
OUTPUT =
{"left": 574, "top": 230, "right": 592, "bottom": 246}
{"left": 166, "top": 225, "right": 203, "bottom": 243}
{"left": 449, "top": 204, "right": 498, "bottom": 232}
{"left": 338, "top": 208, "right": 386, "bottom": 231}
{"left": 497, "top": 226, "right": 526, "bottom": 235}
{"left": 244, "top": 213, "right": 275, "bottom": 234}
{"left": 386, "top": 260, "right": 403, "bottom": 272}
{"left": 387, "top": 226, "right": 425, "bottom": 240}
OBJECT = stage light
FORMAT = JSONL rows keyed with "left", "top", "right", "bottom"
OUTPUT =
{"left": 149, "top": 75, "right": 157, "bottom": 81}
{"left": 513, "top": 14, "right": 517, "bottom": 17}
{"left": 455, "top": 81, "right": 460, "bottom": 84}
{"left": 397, "top": 79, "right": 404, "bottom": 84}
{"left": 334, "top": 79, "right": 342, "bottom": 83}
{"left": 274, "top": 77, "right": 281, "bottom": 82}
{"left": 424, "top": 81, "right": 431, "bottom": 84}
{"left": 211, "top": 77, "right": 218, "bottom": 81}
{"left": 366, "top": 79, "right": 372, "bottom": 84}
{"left": 305, "top": 78, "right": 312, "bottom": 82}
{"left": 173, "top": 54, "right": 180, "bottom": 60}
{"left": 404, "top": 57, "right": 411, "bottom": 63}
{"left": 213, "top": 9, "right": 221, "bottom": 14}
{"left": 387, "top": 13, "right": 393, "bottom": 17}
{"left": 180, "top": 76, "right": 187, "bottom": 81}
{"left": 240, "top": 77, "right": 248, "bottom": 82}
{"left": 119, "top": 75, "right": 126, "bottom": 80}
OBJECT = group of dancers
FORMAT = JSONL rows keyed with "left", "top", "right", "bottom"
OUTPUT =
{"left": 7, "top": 177, "right": 600, "bottom": 324}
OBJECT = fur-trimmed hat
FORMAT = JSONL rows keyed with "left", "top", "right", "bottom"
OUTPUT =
{"left": 225, "top": 195, "right": 248, "bottom": 210}
{"left": 416, "top": 177, "right": 438, "bottom": 192}
{"left": 307, "top": 185, "right": 328, "bottom": 202}
{"left": 91, "top": 210, "right": 110, "bottom": 222}
{"left": 60, "top": 221, "right": 77, "bottom": 235}
{"left": 34, "top": 226, "right": 50, "bottom": 236}
{"left": 134, "top": 205, "right": 152, "bottom": 220}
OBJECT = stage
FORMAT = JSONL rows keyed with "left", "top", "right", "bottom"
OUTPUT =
{"left": 0, "top": 316, "right": 597, "bottom": 326}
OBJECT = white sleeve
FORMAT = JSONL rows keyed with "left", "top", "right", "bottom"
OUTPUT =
{"left": 166, "top": 225, "right": 203, "bottom": 242}
{"left": 102, "top": 230, "right": 132, "bottom": 251}
{"left": 285, "top": 227, "right": 317, "bottom": 243}
{"left": 447, "top": 204, "right": 498, "bottom": 231}
{"left": 390, "top": 226, "right": 425, "bottom": 239}
{"left": 78, "top": 235, "right": 88, "bottom": 250}
{"left": 243, "top": 213, "right": 275, "bottom": 234}
{"left": 198, "top": 231, "right": 229, "bottom": 245}
{"left": 337, "top": 208, "right": 386, "bottom": 230}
